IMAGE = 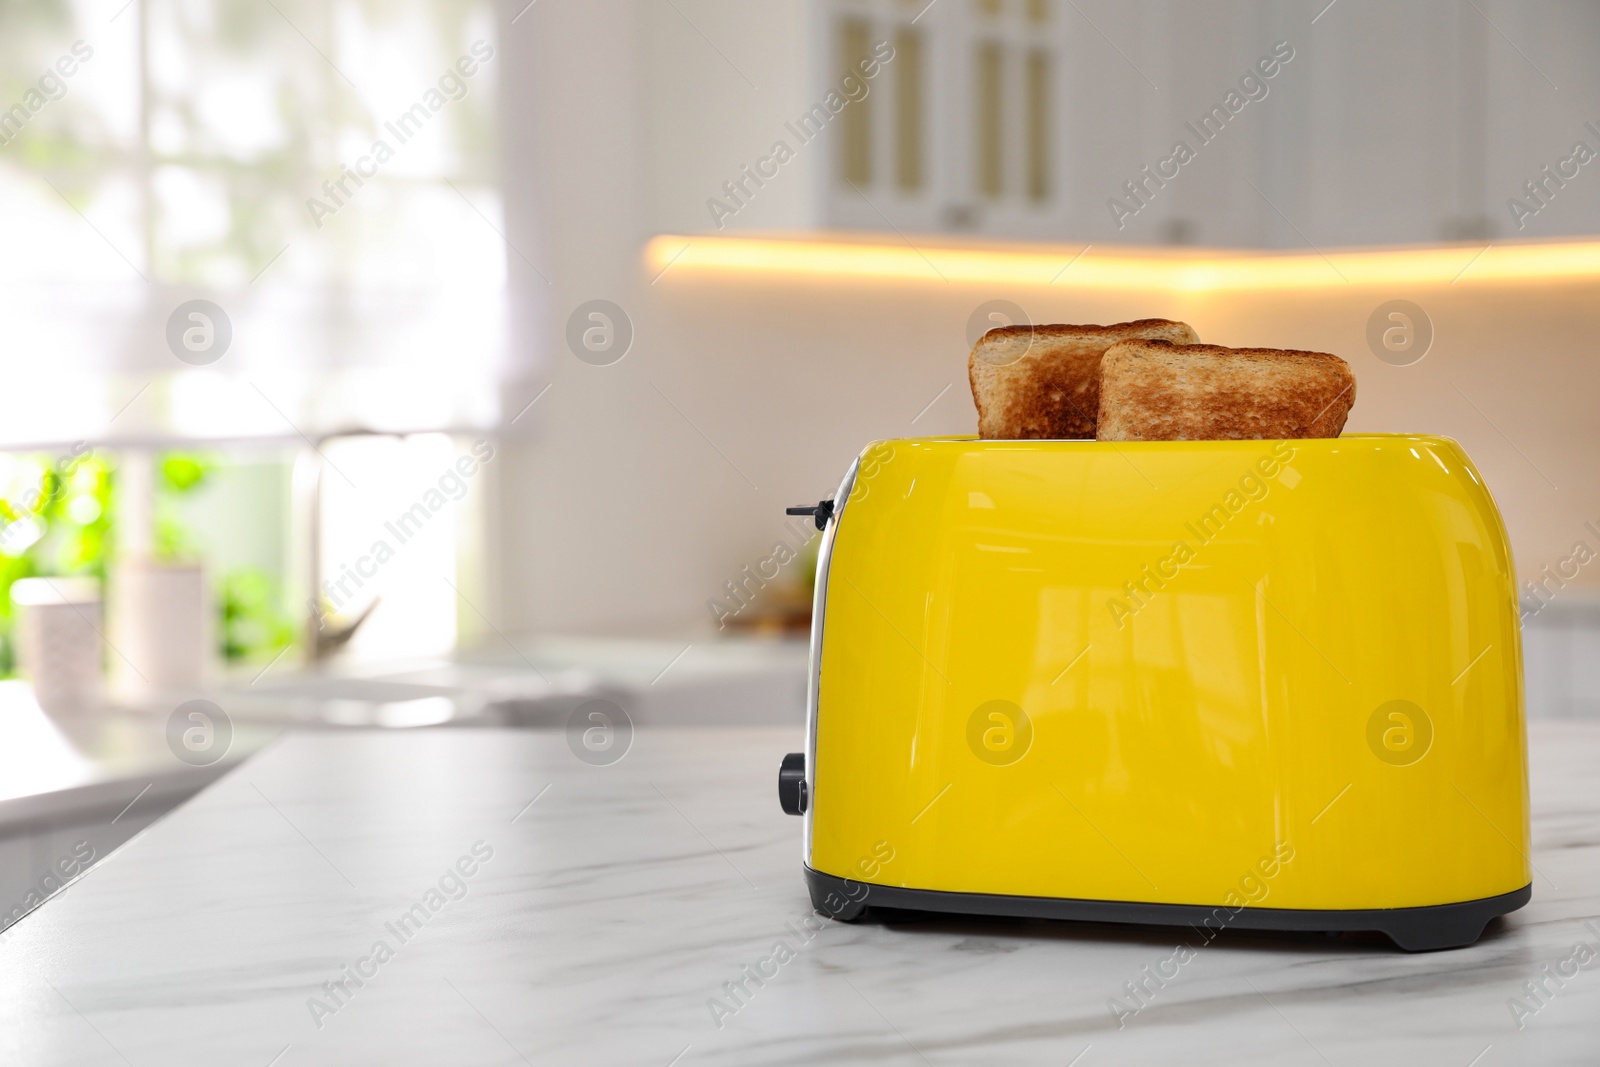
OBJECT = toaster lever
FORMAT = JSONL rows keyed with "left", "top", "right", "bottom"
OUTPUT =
{"left": 778, "top": 752, "right": 807, "bottom": 815}
{"left": 785, "top": 499, "right": 834, "bottom": 531}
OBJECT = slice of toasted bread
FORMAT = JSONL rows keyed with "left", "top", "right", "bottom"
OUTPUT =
{"left": 1097, "top": 340, "right": 1356, "bottom": 441}
{"left": 969, "top": 319, "right": 1200, "bottom": 439}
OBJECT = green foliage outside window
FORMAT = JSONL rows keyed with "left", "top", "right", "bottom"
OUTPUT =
{"left": 0, "top": 449, "right": 295, "bottom": 677}
{"left": 158, "top": 452, "right": 295, "bottom": 665}
{"left": 0, "top": 449, "right": 113, "bottom": 676}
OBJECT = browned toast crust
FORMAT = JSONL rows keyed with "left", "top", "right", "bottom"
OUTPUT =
{"left": 969, "top": 319, "right": 1199, "bottom": 439}
{"left": 1097, "top": 340, "right": 1356, "bottom": 441}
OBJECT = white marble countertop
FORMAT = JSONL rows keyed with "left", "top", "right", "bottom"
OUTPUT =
{"left": 0, "top": 636, "right": 805, "bottom": 831}
{"left": 2, "top": 721, "right": 1597, "bottom": 1066}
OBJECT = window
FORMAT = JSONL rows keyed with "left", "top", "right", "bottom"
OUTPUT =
{"left": 0, "top": 0, "right": 504, "bottom": 448}
{"left": 0, "top": 1, "right": 502, "bottom": 666}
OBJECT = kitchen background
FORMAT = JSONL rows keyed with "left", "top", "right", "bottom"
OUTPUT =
{"left": 1, "top": 0, "right": 1597, "bottom": 928}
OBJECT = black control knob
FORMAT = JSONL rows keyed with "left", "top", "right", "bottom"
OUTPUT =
{"left": 785, "top": 499, "right": 834, "bottom": 531}
{"left": 778, "top": 752, "right": 807, "bottom": 815}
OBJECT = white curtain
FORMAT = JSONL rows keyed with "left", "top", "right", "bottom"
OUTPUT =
{"left": 0, "top": 0, "right": 506, "bottom": 449}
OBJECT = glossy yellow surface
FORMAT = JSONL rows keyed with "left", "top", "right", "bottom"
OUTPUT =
{"left": 810, "top": 435, "right": 1529, "bottom": 910}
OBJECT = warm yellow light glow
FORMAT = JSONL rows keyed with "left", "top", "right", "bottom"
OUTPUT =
{"left": 645, "top": 234, "right": 1600, "bottom": 291}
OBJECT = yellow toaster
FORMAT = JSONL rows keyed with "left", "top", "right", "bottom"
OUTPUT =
{"left": 778, "top": 434, "right": 1529, "bottom": 951}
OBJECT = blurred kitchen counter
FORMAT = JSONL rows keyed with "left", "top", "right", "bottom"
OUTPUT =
{"left": 1, "top": 721, "right": 1597, "bottom": 1065}
{"left": 0, "top": 637, "right": 806, "bottom": 935}
{"left": 229, "top": 634, "right": 809, "bottom": 728}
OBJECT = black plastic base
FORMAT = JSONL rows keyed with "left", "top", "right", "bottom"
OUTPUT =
{"left": 805, "top": 867, "right": 1530, "bottom": 952}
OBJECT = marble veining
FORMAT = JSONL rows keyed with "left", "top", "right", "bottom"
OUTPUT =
{"left": 0, "top": 722, "right": 1597, "bottom": 1065}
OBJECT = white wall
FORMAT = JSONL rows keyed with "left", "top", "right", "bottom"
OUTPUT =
{"left": 641, "top": 1, "right": 819, "bottom": 234}
{"left": 492, "top": 0, "right": 1600, "bottom": 639}
{"left": 494, "top": 0, "right": 820, "bottom": 635}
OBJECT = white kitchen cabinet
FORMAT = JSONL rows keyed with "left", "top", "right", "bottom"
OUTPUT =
{"left": 641, "top": 0, "right": 1600, "bottom": 247}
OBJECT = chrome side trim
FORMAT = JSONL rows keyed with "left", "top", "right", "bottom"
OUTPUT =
{"left": 803, "top": 455, "right": 861, "bottom": 865}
